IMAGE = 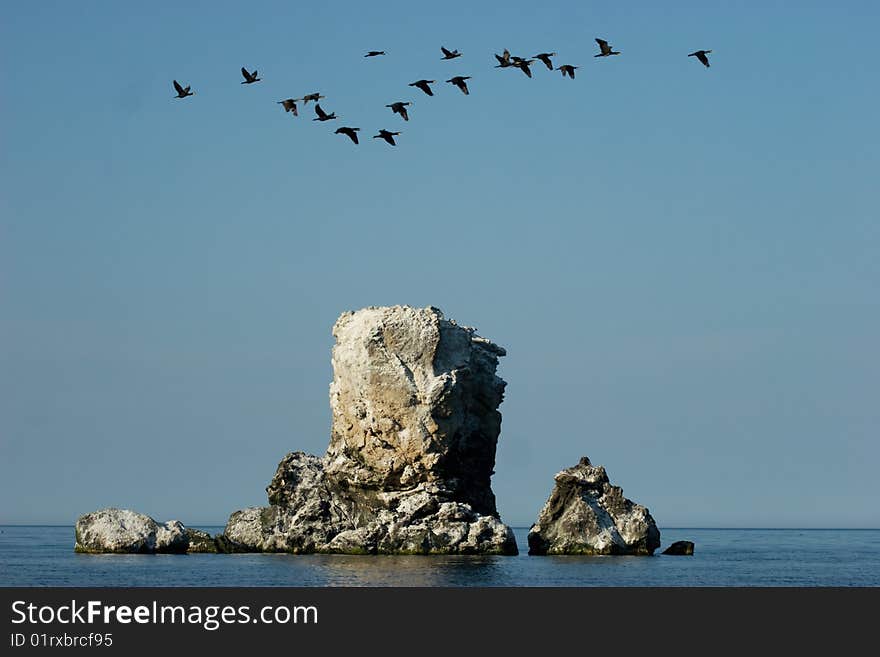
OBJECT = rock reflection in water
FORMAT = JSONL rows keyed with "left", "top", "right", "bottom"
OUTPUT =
{"left": 297, "top": 554, "right": 507, "bottom": 586}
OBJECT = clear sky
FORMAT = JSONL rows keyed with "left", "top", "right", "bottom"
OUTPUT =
{"left": 2, "top": 1, "right": 878, "bottom": 528}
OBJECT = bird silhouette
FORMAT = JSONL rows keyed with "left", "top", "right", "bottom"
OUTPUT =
{"left": 409, "top": 79, "right": 436, "bottom": 96}
{"left": 300, "top": 93, "right": 325, "bottom": 104}
{"left": 277, "top": 98, "right": 298, "bottom": 115}
{"left": 373, "top": 129, "right": 400, "bottom": 146}
{"left": 558, "top": 64, "right": 578, "bottom": 79}
{"left": 441, "top": 46, "right": 462, "bottom": 60}
{"left": 313, "top": 104, "right": 337, "bottom": 121}
{"left": 335, "top": 127, "right": 360, "bottom": 144}
{"left": 386, "top": 101, "right": 412, "bottom": 121}
{"left": 494, "top": 49, "right": 512, "bottom": 67}
{"left": 365, "top": 51, "right": 385, "bottom": 57}
{"left": 534, "top": 52, "right": 556, "bottom": 70}
{"left": 512, "top": 58, "right": 535, "bottom": 78}
{"left": 172, "top": 80, "right": 193, "bottom": 98}
{"left": 594, "top": 38, "right": 620, "bottom": 57}
{"left": 241, "top": 67, "right": 261, "bottom": 83}
{"left": 446, "top": 76, "right": 471, "bottom": 95}
{"left": 688, "top": 50, "right": 712, "bottom": 67}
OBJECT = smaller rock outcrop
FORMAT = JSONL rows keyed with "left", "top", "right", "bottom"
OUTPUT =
{"left": 186, "top": 528, "right": 220, "bottom": 553}
{"left": 662, "top": 540, "right": 694, "bottom": 556}
{"left": 528, "top": 457, "right": 660, "bottom": 555}
{"left": 74, "top": 508, "right": 215, "bottom": 554}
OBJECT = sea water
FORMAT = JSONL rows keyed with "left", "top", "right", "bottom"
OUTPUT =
{"left": 2, "top": 526, "right": 878, "bottom": 587}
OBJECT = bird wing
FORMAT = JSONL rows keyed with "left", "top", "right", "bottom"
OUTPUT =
{"left": 400, "top": 107, "right": 409, "bottom": 120}
{"left": 315, "top": 104, "right": 327, "bottom": 119}
{"left": 173, "top": 80, "right": 184, "bottom": 94}
{"left": 241, "top": 67, "right": 249, "bottom": 79}
{"left": 520, "top": 63, "right": 532, "bottom": 78}
{"left": 698, "top": 52, "right": 710, "bottom": 67}
{"left": 441, "top": 46, "right": 452, "bottom": 57}
{"left": 596, "top": 38, "right": 609, "bottom": 51}
{"left": 290, "top": 102, "right": 298, "bottom": 116}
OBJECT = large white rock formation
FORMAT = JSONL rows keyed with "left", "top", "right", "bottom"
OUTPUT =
{"left": 221, "top": 306, "right": 517, "bottom": 554}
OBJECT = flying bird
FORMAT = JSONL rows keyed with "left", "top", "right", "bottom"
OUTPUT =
{"left": 688, "top": 49, "right": 712, "bottom": 68}
{"left": 373, "top": 129, "right": 400, "bottom": 146}
{"left": 312, "top": 104, "right": 337, "bottom": 121}
{"left": 441, "top": 46, "right": 462, "bottom": 60}
{"left": 277, "top": 98, "right": 298, "bottom": 115}
{"left": 409, "top": 79, "right": 436, "bottom": 96}
{"left": 335, "top": 127, "right": 360, "bottom": 144}
{"left": 365, "top": 51, "right": 385, "bottom": 57}
{"left": 512, "top": 58, "right": 534, "bottom": 78}
{"left": 241, "top": 67, "right": 261, "bottom": 83}
{"left": 172, "top": 80, "right": 193, "bottom": 98}
{"left": 494, "top": 49, "right": 513, "bottom": 68}
{"left": 594, "top": 38, "right": 620, "bottom": 57}
{"left": 558, "top": 64, "right": 578, "bottom": 79}
{"left": 533, "top": 52, "right": 556, "bottom": 70}
{"left": 446, "top": 76, "right": 471, "bottom": 95}
{"left": 386, "top": 101, "right": 412, "bottom": 121}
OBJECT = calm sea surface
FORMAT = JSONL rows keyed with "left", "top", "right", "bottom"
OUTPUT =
{"left": 1, "top": 526, "right": 878, "bottom": 587}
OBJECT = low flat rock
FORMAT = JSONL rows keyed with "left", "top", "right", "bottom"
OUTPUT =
{"left": 75, "top": 508, "right": 187, "bottom": 554}
{"left": 528, "top": 457, "right": 661, "bottom": 555}
{"left": 74, "top": 508, "right": 213, "bottom": 554}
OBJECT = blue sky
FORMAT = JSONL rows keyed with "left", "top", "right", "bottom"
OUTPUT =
{"left": 1, "top": 1, "right": 878, "bottom": 527}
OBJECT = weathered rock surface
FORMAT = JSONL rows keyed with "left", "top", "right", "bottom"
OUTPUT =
{"left": 528, "top": 457, "right": 661, "bottom": 555}
{"left": 662, "top": 540, "right": 694, "bottom": 556}
{"left": 74, "top": 508, "right": 193, "bottom": 554}
{"left": 325, "top": 305, "right": 506, "bottom": 515}
{"left": 220, "top": 306, "right": 517, "bottom": 554}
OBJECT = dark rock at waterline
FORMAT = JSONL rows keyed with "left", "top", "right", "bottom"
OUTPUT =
{"left": 528, "top": 457, "right": 661, "bottom": 555}
{"left": 662, "top": 540, "right": 695, "bottom": 556}
{"left": 185, "top": 527, "right": 220, "bottom": 553}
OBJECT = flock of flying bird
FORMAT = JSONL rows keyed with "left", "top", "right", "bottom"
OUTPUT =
{"left": 171, "top": 38, "right": 713, "bottom": 146}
